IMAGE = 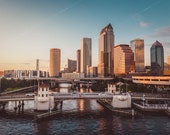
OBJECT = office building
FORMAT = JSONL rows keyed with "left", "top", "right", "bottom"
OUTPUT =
{"left": 168, "top": 56, "right": 170, "bottom": 65}
{"left": 76, "top": 49, "right": 81, "bottom": 73}
{"left": 150, "top": 41, "right": 164, "bottom": 75}
{"left": 67, "top": 59, "right": 76, "bottom": 73}
{"left": 80, "top": 38, "right": 92, "bottom": 75}
{"left": 114, "top": 44, "right": 134, "bottom": 75}
{"left": 98, "top": 24, "right": 114, "bottom": 77}
{"left": 87, "top": 66, "right": 98, "bottom": 77}
{"left": 49, "top": 48, "right": 61, "bottom": 77}
{"left": 130, "top": 39, "right": 145, "bottom": 72}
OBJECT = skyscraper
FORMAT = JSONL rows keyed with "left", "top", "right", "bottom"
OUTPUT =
{"left": 150, "top": 41, "right": 164, "bottom": 75}
{"left": 130, "top": 39, "right": 145, "bottom": 72}
{"left": 67, "top": 59, "right": 76, "bottom": 73}
{"left": 168, "top": 56, "right": 170, "bottom": 64}
{"left": 114, "top": 44, "right": 134, "bottom": 75}
{"left": 80, "top": 38, "right": 92, "bottom": 75}
{"left": 49, "top": 48, "right": 61, "bottom": 77}
{"left": 76, "top": 49, "right": 81, "bottom": 73}
{"left": 98, "top": 24, "right": 114, "bottom": 77}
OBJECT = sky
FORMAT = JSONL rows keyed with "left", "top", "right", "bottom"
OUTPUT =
{"left": 0, "top": 0, "right": 170, "bottom": 71}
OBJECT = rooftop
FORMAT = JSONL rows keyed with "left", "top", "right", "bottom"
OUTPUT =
{"left": 152, "top": 40, "right": 163, "bottom": 47}
{"left": 100, "top": 23, "right": 113, "bottom": 35}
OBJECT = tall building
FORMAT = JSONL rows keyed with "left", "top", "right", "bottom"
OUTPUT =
{"left": 80, "top": 38, "right": 92, "bottom": 75}
{"left": 167, "top": 56, "right": 170, "bottom": 66}
{"left": 130, "top": 39, "right": 145, "bottom": 72}
{"left": 76, "top": 49, "right": 81, "bottom": 73}
{"left": 36, "top": 59, "right": 40, "bottom": 78}
{"left": 150, "top": 41, "right": 164, "bottom": 75}
{"left": 114, "top": 44, "right": 134, "bottom": 75}
{"left": 67, "top": 59, "right": 76, "bottom": 73}
{"left": 98, "top": 24, "right": 114, "bottom": 77}
{"left": 49, "top": 48, "right": 61, "bottom": 77}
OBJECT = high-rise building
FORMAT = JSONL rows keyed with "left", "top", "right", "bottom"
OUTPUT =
{"left": 114, "top": 44, "right": 134, "bottom": 75}
{"left": 80, "top": 38, "right": 92, "bottom": 75}
{"left": 36, "top": 59, "right": 40, "bottom": 78}
{"left": 67, "top": 59, "right": 76, "bottom": 73}
{"left": 150, "top": 41, "right": 164, "bottom": 75}
{"left": 167, "top": 56, "right": 170, "bottom": 66}
{"left": 98, "top": 24, "right": 114, "bottom": 77}
{"left": 49, "top": 48, "right": 61, "bottom": 77}
{"left": 76, "top": 49, "right": 81, "bottom": 73}
{"left": 130, "top": 39, "right": 145, "bottom": 72}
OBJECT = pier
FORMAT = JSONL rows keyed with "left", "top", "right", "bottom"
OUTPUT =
{"left": 133, "top": 102, "right": 168, "bottom": 113}
{"left": 97, "top": 99, "right": 134, "bottom": 117}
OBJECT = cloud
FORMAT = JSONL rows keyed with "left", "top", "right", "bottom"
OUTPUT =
{"left": 150, "top": 26, "right": 170, "bottom": 37}
{"left": 140, "top": 21, "right": 150, "bottom": 27}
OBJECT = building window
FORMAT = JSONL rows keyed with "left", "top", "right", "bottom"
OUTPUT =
{"left": 42, "top": 88, "right": 44, "bottom": 91}
{"left": 160, "top": 79, "right": 169, "bottom": 81}
{"left": 151, "top": 79, "right": 159, "bottom": 81}
{"left": 42, "top": 94, "right": 44, "bottom": 97}
{"left": 46, "top": 94, "right": 48, "bottom": 97}
{"left": 39, "top": 94, "right": 40, "bottom": 97}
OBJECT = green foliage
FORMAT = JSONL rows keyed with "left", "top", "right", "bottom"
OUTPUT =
{"left": 127, "top": 83, "right": 149, "bottom": 93}
{"left": 0, "top": 78, "right": 36, "bottom": 92}
{"left": 91, "top": 81, "right": 107, "bottom": 91}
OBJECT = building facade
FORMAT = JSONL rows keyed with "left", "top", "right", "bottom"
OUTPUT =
{"left": 80, "top": 38, "right": 92, "bottom": 76}
{"left": 76, "top": 49, "right": 81, "bottom": 73}
{"left": 49, "top": 48, "right": 61, "bottom": 77}
{"left": 168, "top": 56, "right": 170, "bottom": 69}
{"left": 150, "top": 41, "right": 164, "bottom": 75}
{"left": 114, "top": 44, "right": 134, "bottom": 75}
{"left": 87, "top": 66, "right": 98, "bottom": 77}
{"left": 98, "top": 24, "right": 114, "bottom": 77}
{"left": 4, "top": 70, "right": 48, "bottom": 78}
{"left": 130, "top": 39, "right": 145, "bottom": 72}
{"left": 67, "top": 59, "right": 76, "bottom": 73}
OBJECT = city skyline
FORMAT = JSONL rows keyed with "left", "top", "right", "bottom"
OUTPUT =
{"left": 0, "top": 0, "right": 170, "bottom": 71}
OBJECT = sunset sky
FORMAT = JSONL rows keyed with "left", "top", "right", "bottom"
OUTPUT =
{"left": 0, "top": 0, "right": 170, "bottom": 71}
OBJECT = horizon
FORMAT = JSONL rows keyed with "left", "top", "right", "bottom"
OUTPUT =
{"left": 0, "top": 0, "right": 170, "bottom": 71}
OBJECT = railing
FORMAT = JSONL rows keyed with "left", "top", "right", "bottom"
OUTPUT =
{"left": 131, "top": 93, "right": 170, "bottom": 100}
{"left": 54, "top": 93, "right": 113, "bottom": 99}
{"left": 133, "top": 102, "right": 168, "bottom": 110}
{"left": 0, "top": 95, "right": 34, "bottom": 101}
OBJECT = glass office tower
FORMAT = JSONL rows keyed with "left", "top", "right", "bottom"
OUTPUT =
{"left": 150, "top": 40, "right": 164, "bottom": 75}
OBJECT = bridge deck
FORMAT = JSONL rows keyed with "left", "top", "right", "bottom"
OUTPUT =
{"left": 0, "top": 92, "right": 170, "bottom": 102}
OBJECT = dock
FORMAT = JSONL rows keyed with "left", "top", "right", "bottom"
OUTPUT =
{"left": 97, "top": 99, "right": 134, "bottom": 117}
{"left": 133, "top": 102, "right": 168, "bottom": 113}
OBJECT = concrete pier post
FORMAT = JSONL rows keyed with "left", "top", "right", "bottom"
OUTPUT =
{"left": 14, "top": 101, "right": 17, "bottom": 113}
{"left": 132, "top": 109, "right": 135, "bottom": 117}
{"left": 21, "top": 101, "right": 24, "bottom": 114}
{"left": 18, "top": 101, "right": 21, "bottom": 114}
{"left": 2, "top": 103, "right": 5, "bottom": 111}
{"left": 60, "top": 101, "right": 63, "bottom": 110}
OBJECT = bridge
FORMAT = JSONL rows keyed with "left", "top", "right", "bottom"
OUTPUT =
{"left": 0, "top": 92, "right": 170, "bottom": 102}
{"left": 0, "top": 94, "right": 34, "bottom": 102}
{"left": 53, "top": 92, "right": 113, "bottom": 100}
{"left": 0, "top": 92, "right": 113, "bottom": 102}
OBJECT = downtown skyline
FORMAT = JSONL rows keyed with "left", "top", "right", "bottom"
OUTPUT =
{"left": 0, "top": 0, "right": 170, "bottom": 71}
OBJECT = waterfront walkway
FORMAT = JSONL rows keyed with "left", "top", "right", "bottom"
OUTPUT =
{"left": 133, "top": 102, "right": 168, "bottom": 112}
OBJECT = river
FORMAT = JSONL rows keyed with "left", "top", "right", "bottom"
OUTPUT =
{"left": 0, "top": 86, "right": 170, "bottom": 135}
